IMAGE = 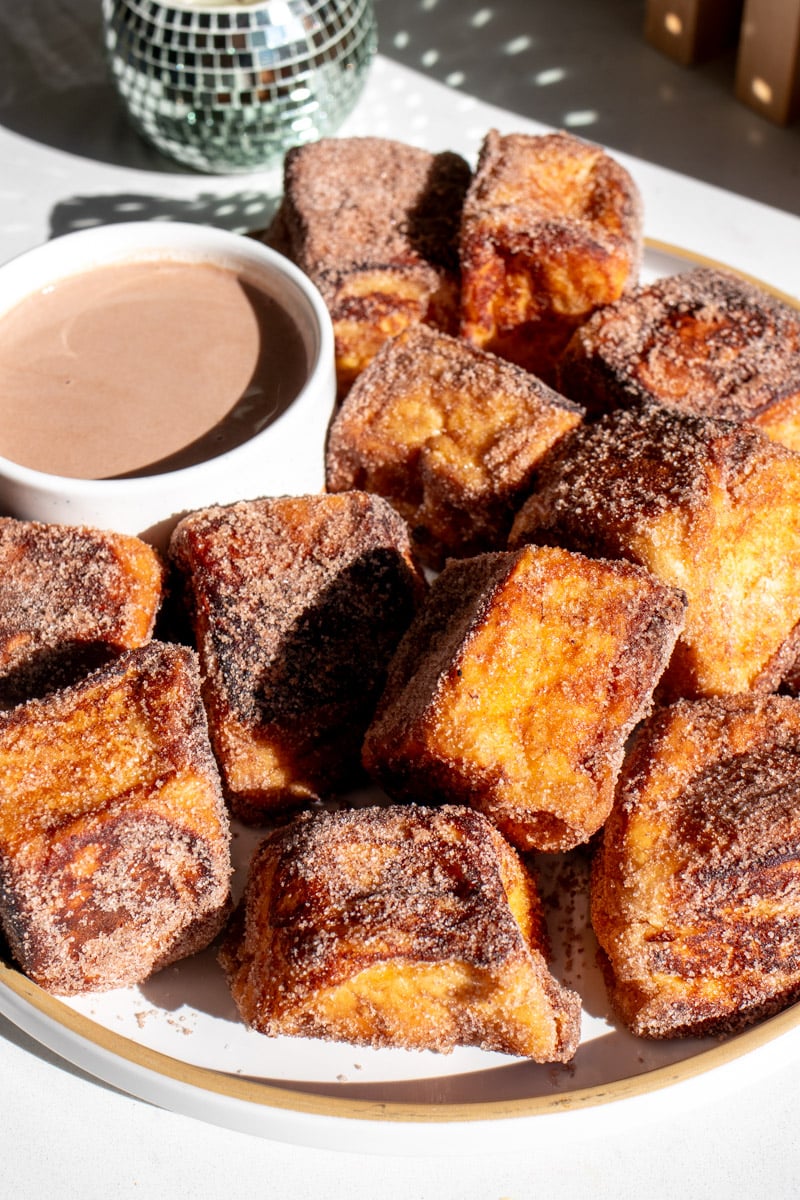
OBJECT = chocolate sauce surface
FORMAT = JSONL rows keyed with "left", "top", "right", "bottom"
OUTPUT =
{"left": 0, "top": 259, "right": 308, "bottom": 479}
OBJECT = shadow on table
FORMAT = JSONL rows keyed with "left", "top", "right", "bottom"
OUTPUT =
{"left": 0, "top": 2, "right": 181, "bottom": 171}
{"left": 48, "top": 191, "right": 282, "bottom": 239}
{"left": 6, "top": 0, "right": 799, "bottom": 218}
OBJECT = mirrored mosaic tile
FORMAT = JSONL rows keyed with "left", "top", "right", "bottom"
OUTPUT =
{"left": 103, "top": 0, "right": 376, "bottom": 172}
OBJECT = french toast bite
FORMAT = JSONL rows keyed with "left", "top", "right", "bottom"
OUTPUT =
{"left": 557, "top": 267, "right": 800, "bottom": 448}
{"left": 363, "top": 545, "right": 685, "bottom": 853}
{"left": 170, "top": 492, "right": 425, "bottom": 822}
{"left": 510, "top": 404, "right": 800, "bottom": 700}
{"left": 0, "top": 640, "right": 231, "bottom": 995}
{"left": 591, "top": 695, "right": 800, "bottom": 1038}
{"left": 325, "top": 324, "right": 583, "bottom": 568}
{"left": 0, "top": 517, "right": 163, "bottom": 707}
{"left": 459, "top": 130, "right": 642, "bottom": 383}
{"left": 264, "top": 136, "right": 471, "bottom": 396}
{"left": 219, "top": 804, "right": 581, "bottom": 1062}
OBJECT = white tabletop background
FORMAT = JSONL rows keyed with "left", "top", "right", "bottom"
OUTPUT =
{"left": 2, "top": 2, "right": 800, "bottom": 1196}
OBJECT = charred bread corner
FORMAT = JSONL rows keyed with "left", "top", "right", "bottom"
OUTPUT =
{"left": 219, "top": 804, "right": 581, "bottom": 1062}
{"left": 325, "top": 323, "right": 583, "bottom": 568}
{"left": 459, "top": 129, "right": 642, "bottom": 384}
{"left": 592, "top": 694, "right": 800, "bottom": 1038}
{"left": 0, "top": 641, "right": 231, "bottom": 995}
{"left": 264, "top": 136, "right": 471, "bottom": 397}
{"left": 169, "top": 492, "right": 425, "bottom": 822}
{"left": 510, "top": 404, "right": 800, "bottom": 700}
{"left": 363, "top": 544, "right": 685, "bottom": 853}
{"left": 0, "top": 516, "right": 164, "bottom": 708}
{"left": 557, "top": 267, "right": 800, "bottom": 448}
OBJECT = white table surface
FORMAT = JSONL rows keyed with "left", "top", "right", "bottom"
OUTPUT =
{"left": 2, "top": 4, "right": 800, "bottom": 1197}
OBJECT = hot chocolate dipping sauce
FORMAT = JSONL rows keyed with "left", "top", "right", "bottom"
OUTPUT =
{"left": 0, "top": 259, "right": 309, "bottom": 479}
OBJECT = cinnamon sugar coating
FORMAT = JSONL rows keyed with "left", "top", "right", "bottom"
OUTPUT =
{"left": 0, "top": 641, "right": 231, "bottom": 995}
{"left": 592, "top": 695, "right": 800, "bottom": 1038}
{"left": 459, "top": 130, "right": 642, "bottom": 384}
{"left": 264, "top": 136, "right": 471, "bottom": 396}
{"left": 558, "top": 268, "right": 800, "bottom": 449}
{"left": 325, "top": 324, "right": 583, "bottom": 568}
{"left": 363, "top": 545, "right": 685, "bottom": 853}
{"left": 219, "top": 804, "right": 581, "bottom": 1061}
{"left": 170, "top": 493, "right": 425, "bottom": 822}
{"left": 0, "top": 517, "right": 163, "bottom": 707}
{"left": 510, "top": 404, "right": 800, "bottom": 700}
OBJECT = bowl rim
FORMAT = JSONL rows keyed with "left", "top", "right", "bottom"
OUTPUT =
{"left": 0, "top": 220, "right": 335, "bottom": 499}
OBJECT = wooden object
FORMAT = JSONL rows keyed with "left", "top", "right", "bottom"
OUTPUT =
{"left": 735, "top": 0, "right": 800, "bottom": 124}
{"left": 645, "top": 0, "right": 744, "bottom": 65}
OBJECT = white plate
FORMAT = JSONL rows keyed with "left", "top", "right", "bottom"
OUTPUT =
{"left": 1, "top": 241, "right": 798, "bottom": 1155}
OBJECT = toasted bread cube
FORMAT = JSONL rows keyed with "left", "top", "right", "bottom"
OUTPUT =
{"left": 363, "top": 545, "right": 685, "bottom": 853}
{"left": 170, "top": 493, "right": 425, "bottom": 822}
{"left": 459, "top": 130, "right": 642, "bottom": 383}
{"left": 264, "top": 137, "right": 471, "bottom": 396}
{"left": 510, "top": 404, "right": 800, "bottom": 700}
{"left": 0, "top": 641, "right": 231, "bottom": 995}
{"left": 558, "top": 268, "right": 800, "bottom": 448}
{"left": 325, "top": 325, "right": 583, "bottom": 568}
{"left": 219, "top": 804, "right": 581, "bottom": 1062}
{"left": 0, "top": 517, "right": 164, "bottom": 707}
{"left": 592, "top": 694, "right": 800, "bottom": 1037}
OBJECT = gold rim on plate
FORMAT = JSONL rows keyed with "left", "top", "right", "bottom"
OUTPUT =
{"left": 0, "top": 241, "right": 798, "bottom": 1132}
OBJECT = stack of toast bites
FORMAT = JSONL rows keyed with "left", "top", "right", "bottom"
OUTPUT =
{"left": 0, "top": 521, "right": 232, "bottom": 995}
{"left": 459, "top": 130, "right": 643, "bottom": 385}
{"left": 169, "top": 492, "right": 584, "bottom": 1059}
{"left": 300, "top": 129, "right": 800, "bottom": 1044}
{"left": 267, "top": 128, "right": 643, "bottom": 399}
{"left": 4, "top": 126, "right": 800, "bottom": 1064}
{"left": 264, "top": 136, "right": 472, "bottom": 399}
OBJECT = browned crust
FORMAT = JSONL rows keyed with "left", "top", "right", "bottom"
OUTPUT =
{"left": 272, "top": 138, "right": 469, "bottom": 287}
{"left": 219, "top": 804, "right": 581, "bottom": 1062}
{"left": 0, "top": 517, "right": 164, "bottom": 707}
{"left": 325, "top": 323, "right": 583, "bottom": 568}
{"left": 459, "top": 129, "right": 643, "bottom": 382}
{"left": 0, "top": 641, "right": 231, "bottom": 995}
{"left": 510, "top": 405, "right": 743, "bottom": 553}
{"left": 591, "top": 694, "right": 800, "bottom": 1038}
{"left": 557, "top": 268, "right": 800, "bottom": 444}
{"left": 509, "top": 404, "right": 800, "bottom": 699}
{"left": 363, "top": 545, "right": 685, "bottom": 852}
{"left": 170, "top": 492, "right": 426, "bottom": 821}
{"left": 262, "top": 137, "right": 471, "bottom": 396}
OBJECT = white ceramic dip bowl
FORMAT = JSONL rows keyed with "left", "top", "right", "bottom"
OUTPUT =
{"left": 0, "top": 221, "right": 336, "bottom": 547}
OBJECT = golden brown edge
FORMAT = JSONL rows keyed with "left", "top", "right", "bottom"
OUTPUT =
{"left": 0, "top": 241, "right": 797, "bottom": 1130}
